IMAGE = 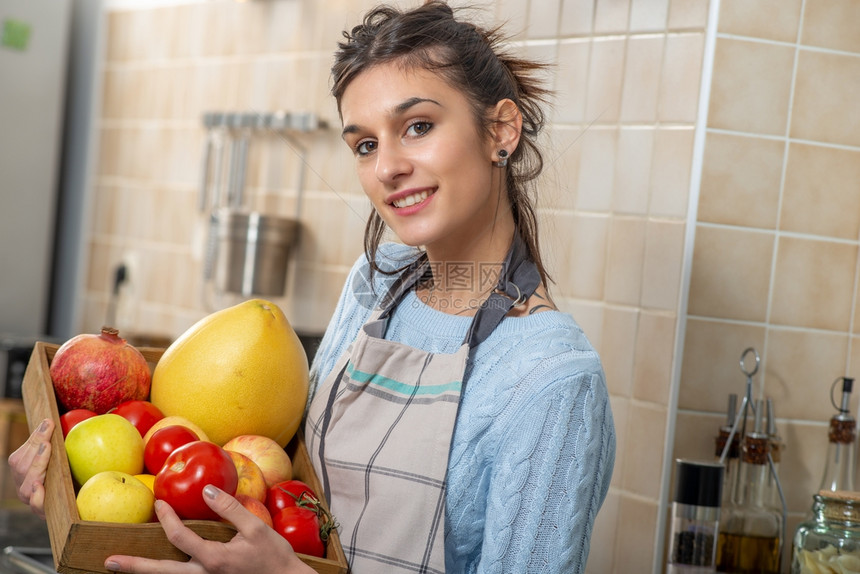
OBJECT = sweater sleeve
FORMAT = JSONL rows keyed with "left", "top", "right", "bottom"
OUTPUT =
{"left": 478, "top": 368, "right": 615, "bottom": 573}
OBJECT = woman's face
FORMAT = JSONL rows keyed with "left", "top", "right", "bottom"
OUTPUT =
{"left": 339, "top": 62, "right": 510, "bottom": 257}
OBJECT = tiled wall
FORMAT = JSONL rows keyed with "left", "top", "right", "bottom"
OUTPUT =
{"left": 673, "top": 0, "right": 860, "bottom": 568}
{"left": 81, "top": 0, "right": 709, "bottom": 572}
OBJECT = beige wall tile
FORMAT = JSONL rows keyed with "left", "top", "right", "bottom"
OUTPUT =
{"left": 791, "top": 50, "right": 860, "bottom": 148}
{"left": 707, "top": 38, "right": 794, "bottom": 136}
{"left": 717, "top": 0, "right": 801, "bottom": 43}
{"left": 667, "top": 0, "right": 709, "bottom": 30}
{"left": 764, "top": 328, "right": 851, "bottom": 422}
{"left": 770, "top": 236, "right": 857, "bottom": 331}
{"left": 576, "top": 126, "right": 617, "bottom": 212}
{"left": 850, "top": 336, "right": 860, "bottom": 373}
{"left": 658, "top": 33, "right": 705, "bottom": 123}
{"left": 594, "top": 0, "right": 630, "bottom": 34}
{"left": 602, "top": 307, "right": 639, "bottom": 397}
{"left": 649, "top": 127, "right": 694, "bottom": 219}
{"left": 555, "top": 41, "right": 591, "bottom": 124}
{"left": 620, "top": 36, "right": 664, "bottom": 123}
{"left": 673, "top": 410, "right": 723, "bottom": 462}
{"left": 781, "top": 143, "right": 860, "bottom": 240}
{"left": 698, "top": 132, "right": 783, "bottom": 229}
{"left": 613, "top": 127, "right": 654, "bottom": 215}
{"left": 287, "top": 264, "right": 350, "bottom": 334}
{"left": 630, "top": 0, "right": 669, "bottom": 32}
{"left": 495, "top": 0, "right": 530, "bottom": 40}
{"left": 605, "top": 216, "right": 646, "bottom": 306}
{"left": 528, "top": 0, "right": 561, "bottom": 38}
{"left": 622, "top": 403, "right": 668, "bottom": 497}
{"left": 802, "top": 0, "right": 860, "bottom": 54}
{"left": 687, "top": 225, "right": 773, "bottom": 322}
{"left": 632, "top": 311, "right": 675, "bottom": 405}
{"left": 560, "top": 0, "right": 595, "bottom": 36}
{"left": 614, "top": 496, "right": 658, "bottom": 571}
{"left": 586, "top": 38, "right": 626, "bottom": 123}
{"left": 679, "top": 318, "right": 767, "bottom": 412}
{"left": 641, "top": 219, "right": 685, "bottom": 311}
{"left": 779, "top": 420, "right": 831, "bottom": 513}
{"left": 562, "top": 300, "right": 605, "bottom": 350}
{"left": 554, "top": 213, "right": 609, "bottom": 299}
{"left": 586, "top": 489, "right": 619, "bottom": 573}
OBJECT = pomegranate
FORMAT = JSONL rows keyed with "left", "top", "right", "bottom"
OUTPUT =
{"left": 49, "top": 327, "right": 151, "bottom": 414}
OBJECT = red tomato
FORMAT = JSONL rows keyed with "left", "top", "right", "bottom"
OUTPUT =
{"left": 154, "top": 441, "right": 238, "bottom": 520}
{"left": 144, "top": 425, "right": 199, "bottom": 474}
{"left": 272, "top": 506, "right": 325, "bottom": 557}
{"left": 59, "top": 409, "right": 97, "bottom": 438}
{"left": 265, "top": 480, "right": 318, "bottom": 517}
{"left": 111, "top": 400, "right": 165, "bottom": 436}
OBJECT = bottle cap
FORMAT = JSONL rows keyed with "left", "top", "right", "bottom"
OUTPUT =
{"left": 674, "top": 459, "right": 724, "bottom": 508}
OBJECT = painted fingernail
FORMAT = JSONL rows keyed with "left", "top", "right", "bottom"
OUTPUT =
{"left": 154, "top": 500, "right": 164, "bottom": 512}
{"left": 37, "top": 420, "right": 49, "bottom": 433}
{"left": 203, "top": 484, "right": 220, "bottom": 499}
{"left": 37, "top": 443, "right": 46, "bottom": 455}
{"left": 104, "top": 560, "right": 120, "bottom": 570}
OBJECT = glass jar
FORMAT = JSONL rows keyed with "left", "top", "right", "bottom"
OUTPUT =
{"left": 792, "top": 490, "right": 860, "bottom": 573}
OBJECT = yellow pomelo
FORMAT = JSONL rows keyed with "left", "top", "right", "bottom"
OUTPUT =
{"left": 150, "top": 299, "right": 309, "bottom": 447}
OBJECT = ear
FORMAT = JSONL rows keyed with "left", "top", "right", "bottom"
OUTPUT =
{"left": 489, "top": 99, "right": 522, "bottom": 162}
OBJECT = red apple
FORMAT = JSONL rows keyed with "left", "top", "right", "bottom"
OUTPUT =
{"left": 234, "top": 493, "right": 273, "bottom": 528}
{"left": 223, "top": 435, "right": 292, "bottom": 489}
{"left": 228, "top": 451, "right": 267, "bottom": 502}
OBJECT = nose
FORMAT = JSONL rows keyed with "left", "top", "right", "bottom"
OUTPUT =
{"left": 374, "top": 143, "right": 411, "bottom": 184}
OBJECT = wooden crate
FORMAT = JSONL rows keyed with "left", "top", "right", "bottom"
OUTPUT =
{"left": 22, "top": 342, "right": 348, "bottom": 574}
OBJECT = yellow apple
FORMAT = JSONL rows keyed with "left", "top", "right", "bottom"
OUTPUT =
{"left": 77, "top": 471, "right": 155, "bottom": 523}
{"left": 228, "top": 450, "right": 267, "bottom": 502}
{"left": 223, "top": 434, "right": 292, "bottom": 489}
{"left": 134, "top": 473, "right": 156, "bottom": 492}
{"left": 65, "top": 413, "right": 144, "bottom": 486}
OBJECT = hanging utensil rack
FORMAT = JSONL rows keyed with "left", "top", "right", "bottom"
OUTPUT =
{"left": 198, "top": 111, "right": 327, "bottom": 305}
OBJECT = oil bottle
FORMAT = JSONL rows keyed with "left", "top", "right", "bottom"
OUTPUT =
{"left": 716, "top": 400, "right": 782, "bottom": 574}
{"left": 818, "top": 377, "right": 856, "bottom": 493}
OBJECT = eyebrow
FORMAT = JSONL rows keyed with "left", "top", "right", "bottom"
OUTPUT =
{"left": 341, "top": 97, "right": 442, "bottom": 139}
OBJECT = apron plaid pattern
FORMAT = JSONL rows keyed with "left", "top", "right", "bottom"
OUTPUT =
{"left": 305, "top": 236, "right": 541, "bottom": 573}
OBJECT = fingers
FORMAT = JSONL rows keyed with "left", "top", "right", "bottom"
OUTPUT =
{"left": 201, "top": 485, "right": 265, "bottom": 534}
{"left": 8, "top": 419, "right": 54, "bottom": 512}
{"left": 104, "top": 502, "right": 202, "bottom": 574}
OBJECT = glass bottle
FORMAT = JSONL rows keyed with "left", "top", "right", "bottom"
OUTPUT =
{"left": 819, "top": 377, "right": 856, "bottom": 493}
{"left": 715, "top": 394, "right": 740, "bottom": 506}
{"left": 792, "top": 491, "right": 860, "bottom": 573}
{"left": 667, "top": 459, "right": 724, "bottom": 573}
{"left": 716, "top": 400, "right": 782, "bottom": 574}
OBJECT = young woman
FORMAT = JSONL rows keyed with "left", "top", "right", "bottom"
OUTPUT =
{"left": 10, "top": 3, "right": 615, "bottom": 573}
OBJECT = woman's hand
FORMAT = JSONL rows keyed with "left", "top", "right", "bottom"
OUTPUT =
{"left": 8, "top": 418, "right": 54, "bottom": 518}
{"left": 105, "top": 485, "right": 316, "bottom": 574}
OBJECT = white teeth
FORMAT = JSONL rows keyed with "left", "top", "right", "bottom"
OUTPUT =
{"left": 393, "top": 190, "right": 430, "bottom": 208}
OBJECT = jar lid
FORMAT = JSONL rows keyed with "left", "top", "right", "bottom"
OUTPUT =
{"left": 818, "top": 490, "right": 860, "bottom": 502}
{"left": 674, "top": 459, "right": 725, "bottom": 508}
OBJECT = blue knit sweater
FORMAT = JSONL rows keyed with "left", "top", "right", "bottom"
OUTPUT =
{"left": 308, "top": 243, "right": 615, "bottom": 573}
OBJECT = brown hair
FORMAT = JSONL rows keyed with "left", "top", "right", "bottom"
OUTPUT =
{"left": 332, "top": 1, "right": 552, "bottom": 287}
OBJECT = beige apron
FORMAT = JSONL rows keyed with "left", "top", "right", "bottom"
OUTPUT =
{"left": 305, "top": 236, "right": 540, "bottom": 573}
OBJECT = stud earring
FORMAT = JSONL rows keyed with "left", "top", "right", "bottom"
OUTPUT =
{"left": 495, "top": 149, "right": 508, "bottom": 168}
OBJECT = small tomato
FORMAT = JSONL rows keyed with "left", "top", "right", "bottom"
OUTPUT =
{"left": 144, "top": 425, "right": 199, "bottom": 475}
{"left": 111, "top": 400, "right": 165, "bottom": 437}
{"left": 272, "top": 506, "right": 325, "bottom": 558}
{"left": 265, "top": 479, "right": 318, "bottom": 517}
{"left": 154, "top": 441, "right": 238, "bottom": 520}
{"left": 60, "top": 409, "right": 97, "bottom": 438}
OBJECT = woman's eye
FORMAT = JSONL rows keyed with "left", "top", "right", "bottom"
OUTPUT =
{"left": 407, "top": 121, "right": 432, "bottom": 137}
{"left": 356, "top": 140, "right": 377, "bottom": 155}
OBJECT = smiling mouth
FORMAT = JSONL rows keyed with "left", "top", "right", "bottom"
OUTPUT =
{"left": 392, "top": 190, "right": 433, "bottom": 208}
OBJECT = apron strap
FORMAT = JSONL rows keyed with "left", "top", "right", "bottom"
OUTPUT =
{"left": 463, "top": 234, "right": 541, "bottom": 349}
{"left": 317, "top": 359, "right": 349, "bottom": 507}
